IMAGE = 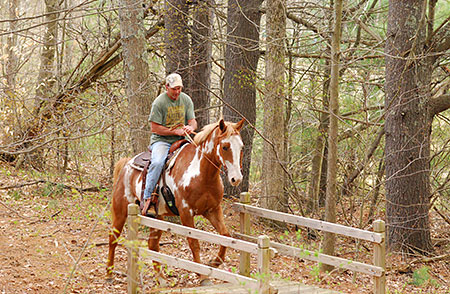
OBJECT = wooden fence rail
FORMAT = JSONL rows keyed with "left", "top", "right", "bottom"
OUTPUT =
{"left": 125, "top": 203, "right": 274, "bottom": 294}
{"left": 233, "top": 192, "right": 386, "bottom": 294}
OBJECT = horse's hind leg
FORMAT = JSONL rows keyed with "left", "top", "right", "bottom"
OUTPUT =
{"left": 106, "top": 197, "right": 127, "bottom": 279}
{"left": 204, "top": 206, "right": 230, "bottom": 268}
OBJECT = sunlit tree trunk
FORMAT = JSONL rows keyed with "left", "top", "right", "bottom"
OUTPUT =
{"left": 4, "top": 0, "right": 19, "bottom": 92}
{"left": 33, "top": 0, "right": 59, "bottom": 114}
{"left": 27, "top": 0, "right": 60, "bottom": 169}
{"left": 321, "top": 0, "right": 342, "bottom": 273}
{"left": 118, "top": 0, "right": 152, "bottom": 154}
{"left": 0, "top": 0, "right": 20, "bottom": 163}
{"left": 262, "top": 0, "right": 286, "bottom": 212}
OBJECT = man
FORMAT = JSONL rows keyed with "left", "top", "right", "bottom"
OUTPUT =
{"left": 141, "top": 73, "right": 197, "bottom": 216}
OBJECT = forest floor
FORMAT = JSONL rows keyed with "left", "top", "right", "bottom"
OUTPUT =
{"left": 0, "top": 163, "right": 448, "bottom": 294}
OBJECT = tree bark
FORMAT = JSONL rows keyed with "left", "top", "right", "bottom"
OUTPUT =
{"left": 118, "top": 0, "right": 153, "bottom": 154}
{"left": 262, "top": 0, "right": 286, "bottom": 212}
{"left": 308, "top": 58, "right": 330, "bottom": 214}
{"left": 321, "top": 0, "right": 343, "bottom": 273}
{"left": 28, "top": 0, "right": 60, "bottom": 169}
{"left": 0, "top": 0, "right": 20, "bottom": 159}
{"left": 384, "top": 0, "right": 433, "bottom": 254}
{"left": 222, "top": 0, "right": 262, "bottom": 196}
{"left": 4, "top": 0, "right": 18, "bottom": 92}
{"left": 190, "top": 1, "right": 213, "bottom": 129}
{"left": 164, "top": 0, "right": 190, "bottom": 92}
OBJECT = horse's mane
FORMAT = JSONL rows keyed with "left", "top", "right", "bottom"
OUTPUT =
{"left": 193, "top": 120, "right": 236, "bottom": 145}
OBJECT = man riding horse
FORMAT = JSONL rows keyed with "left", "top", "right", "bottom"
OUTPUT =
{"left": 141, "top": 73, "right": 197, "bottom": 217}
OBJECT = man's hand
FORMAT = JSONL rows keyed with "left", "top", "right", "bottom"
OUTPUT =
{"left": 174, "top": 128, "right": 185, "bottom": 136}
{"left": 182, "top": 125, "right": 195, "bottom": 135}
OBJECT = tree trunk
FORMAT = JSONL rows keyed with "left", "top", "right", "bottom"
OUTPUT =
{"left": 33, "top": 0, "right": 59, "bottom": 115}
{"left": 384, "top": 0, "right": 433, "bottom": 254}
{"left": 321, "top": 0, "right": 342, "bottom": 273}
{"left": 165, "top": 0, "right": 190, "bottom": 92}
{"left": 4, "top": 0, "right": 19, "bottom": 92}
{"left": 28, "top": 0, "right": 59, "bottom": 169}
{"left": 222, "top": 0, "right": 262, "bottom": 196}
{"left": 0, "top": 0, "right": 20, "bottom": 159}
{"left": 262, "top": 0, "right": 286, "bottom": 212}
{"left": 190, "top": 1, "right": 213, "bottom": 129}
{"left": 307, "top": 58, "right": 330, "bottom": 215}
{"left": 118, "top": 0, "right": 152, "bottom": 154}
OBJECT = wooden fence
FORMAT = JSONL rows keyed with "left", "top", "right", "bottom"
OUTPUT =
{"left": 126, "top": 203, "right": 275, "bottom": 294}
{"left": 233, "top": 192, "right": 386, "bottom": 294}
{"left": 125, "top": 192, "right": 386, "bottom": 294}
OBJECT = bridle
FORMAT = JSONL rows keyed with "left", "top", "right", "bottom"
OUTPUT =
{"left": 170, "top": 123, "right": 241, "bottom": 176}
{"left": 183, "top": 129, "right": 225, "bottom": 175}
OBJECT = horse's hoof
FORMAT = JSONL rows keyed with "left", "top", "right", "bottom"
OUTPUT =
{"left": 200, "top": 278, "right": 213, "bottom": 286}
{"left": 208, "top": 258, "right": 222, "bottom": 268}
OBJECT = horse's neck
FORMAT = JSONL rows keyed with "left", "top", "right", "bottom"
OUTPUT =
{"left": 197, "top": 138, "right": 222, "bottom": 175}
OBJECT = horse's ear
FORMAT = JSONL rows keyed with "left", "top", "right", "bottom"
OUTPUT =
{"left": 235, "top": 118, "right": 245, "bottom": 131}
{"left": 219, "top": 118, "right": 227, "bottom": 133}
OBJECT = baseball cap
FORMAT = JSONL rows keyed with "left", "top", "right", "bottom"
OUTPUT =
{"left": 166, "top": 73, "right": 183, "bottom": 88}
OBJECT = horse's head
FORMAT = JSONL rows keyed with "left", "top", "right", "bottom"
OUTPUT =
{"left": 216, "top": 118, "right": 245, "bottom": 186}
{"left": 194, "top": 118, "right": 245, "bottom": 186}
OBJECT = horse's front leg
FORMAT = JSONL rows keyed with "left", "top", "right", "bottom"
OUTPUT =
{"left": 179, "top": 210, "right": 211, "bottom": 285}
{"left": 204, "top": 206, "right": 230, "bottom": 268}
{"left": 179, "top": 211, "right": 201, "bottom": 263}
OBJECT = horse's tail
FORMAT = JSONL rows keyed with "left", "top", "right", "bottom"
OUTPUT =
{"left": 112, "top": 157, "right": 130, "bottom": 189}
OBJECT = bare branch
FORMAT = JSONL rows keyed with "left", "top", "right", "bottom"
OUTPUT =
{"left": 427, "top": 15, "right": 450, "bottom": 54}
{"left": 430, "top": 94, "right": 450, "bottom": 117}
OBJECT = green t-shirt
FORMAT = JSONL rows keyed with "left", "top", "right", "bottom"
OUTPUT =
{"left": 149, "top": 92, "right": 195, "bottom": 144}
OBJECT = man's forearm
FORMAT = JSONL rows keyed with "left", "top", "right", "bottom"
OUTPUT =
{"left": 188, "top": 119, "right": 198, "bottom": 131}
{"left": 151, "top": 122, "right": 183, "bottom": 136}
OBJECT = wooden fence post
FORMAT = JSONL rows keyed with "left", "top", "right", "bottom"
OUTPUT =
{"left": 373, "top": 220, "right": 386, "bottom": 294}
{"left": 239, "top": 192, "right": 251, "bottom": 277}
{"left": 127, "top": 204, "right": 139, "bottom": 294}
{"left": 257, "top": 235, "right": 271, "bottom": 294}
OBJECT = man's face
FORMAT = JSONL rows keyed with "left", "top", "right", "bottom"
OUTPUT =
{"left": 166, "top": 85, "right": 182, "bottom": 100}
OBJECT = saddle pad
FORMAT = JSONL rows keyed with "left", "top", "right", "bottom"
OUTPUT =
{"left": 131, "top": 151, "right": 151, "bottom": 169}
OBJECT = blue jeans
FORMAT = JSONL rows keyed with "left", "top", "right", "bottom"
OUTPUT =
{"left": 143, "top": 141, "right": 171, "bottom": 200}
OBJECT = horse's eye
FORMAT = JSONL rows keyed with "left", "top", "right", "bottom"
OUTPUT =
{"left": 222, "top": 146, "right": 229, "bottom": 151}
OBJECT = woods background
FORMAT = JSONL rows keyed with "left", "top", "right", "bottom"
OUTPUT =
{"left": 1, "top": 0, "right": 449, "bottom": 286}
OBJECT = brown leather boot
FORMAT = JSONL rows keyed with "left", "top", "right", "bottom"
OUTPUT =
{"left": 140, "top": 193, "right": 158, "bottom": 218}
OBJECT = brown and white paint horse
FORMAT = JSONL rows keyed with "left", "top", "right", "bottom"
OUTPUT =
{"left": 107, "top": 118, "right": 244, "bottom": 284}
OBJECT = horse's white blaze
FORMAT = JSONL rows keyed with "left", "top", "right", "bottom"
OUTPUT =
{"left": 223, "top": 135, "right": 243, "bottom": 184}
{"left": 123, "top": 163, "right": 136, "bottom": 203}
{"left": 216, "top": 144, "right": 225, "bottom": 165}
{"left": 180, "top": 149, "right": 201, "bottom": 188}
